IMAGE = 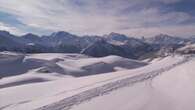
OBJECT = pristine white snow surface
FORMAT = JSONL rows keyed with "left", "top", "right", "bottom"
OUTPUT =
{"left": 0, "top": 52, "right": 194, "bottom": 110}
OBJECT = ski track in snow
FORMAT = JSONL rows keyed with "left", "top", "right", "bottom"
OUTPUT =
{"left": 36, "top": 56, "right": 192, "bottom": 110}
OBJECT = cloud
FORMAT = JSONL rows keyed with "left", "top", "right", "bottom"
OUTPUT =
{"left": 0, "top": 22, "right": 23, "bottom": 35}
{"left": 153, "top": 0, "right": 182, "bottom": 4}
{"left": 120, "top": 25, "right": 195, "bottom": 37}
{"left": 0, "top": 0, "right": 194, "bottom": 37}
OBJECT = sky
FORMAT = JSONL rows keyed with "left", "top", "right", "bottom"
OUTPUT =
{"left": 0, "top": 0, "right": 195, "bottom": 37}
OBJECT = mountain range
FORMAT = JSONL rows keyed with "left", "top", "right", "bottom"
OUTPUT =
{"left": 0, "top": 30, "right": 194, "bottom": 59}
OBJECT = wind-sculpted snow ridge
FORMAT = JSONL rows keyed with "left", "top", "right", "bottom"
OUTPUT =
{"left": 37, "top": 55, "right": 192, "bottom": 110}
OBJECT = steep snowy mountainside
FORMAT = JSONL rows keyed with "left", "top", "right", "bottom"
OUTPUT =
{"left": 81, "top": 38, "right": 152, "bottom": 59}
{"left": 80, "top": 39, "right": 134, "bottom": 58}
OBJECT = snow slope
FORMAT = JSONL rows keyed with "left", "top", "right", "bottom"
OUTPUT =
{"left": 0, "top": 52, "right": 147, "bottom": 89}
{"left": 67, "top": 56, "right": 195, "bottom": 110}
{"left": 0, "top": 52, "right": 193, "bottom": 110}
{"left": 0, "top": 52, "right": 146, "bottom": 79}
{"left": 177, "top": 43, "right": 195, "bottom": 54}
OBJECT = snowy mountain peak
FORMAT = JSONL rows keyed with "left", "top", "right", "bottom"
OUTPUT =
{"left": 50, "top": 31, "right": 77, "bottom": 39}
{"left": 0, "top": 30, "right": 10, "bottom": 34}
{"left": 22, "top": 33, "right": 40, "bottom": 40}
{"left": 0, "top": 30, "right": 12, "bottom": 37}
{"left": 146, "top": 34, "right": 188, "bottom": 45}
{"left": 108, "top": 32, "right": 124, "bottom": 36}
{"left": 104, "top": 32, "right": 129, "bottom": 42}
{"left": 154, "top": 34, "right": 178, "bottom": 40}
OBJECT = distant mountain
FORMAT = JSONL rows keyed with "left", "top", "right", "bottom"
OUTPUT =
{"left": 81, "top": 33, "right": 154, "bottom": 58}
{"left": 22, "top": 33, "right": 41, "bottom": 44}
{"left": 0, "top": 30, "right": 194, "bottom": 59}
{"left": 43, "top": 31, "right": 78, "bottom": 45}
{"left": 145, "top": 34, "right": 189, "bottom": 45}
{"left": 41, "top": 32, "right": 81, "bottom": 53}
{"left": 0, "top": 30, "right": 26, "bottom": 51}
{"left": 188, "top": 36, "right": 195, "bottom": 43}
{"left": 104, "top": 32, "right": 130, "bottom": 42}
{"left": 80, "top": 35, "right": 102, "bottom": 48}
{"left": 81, "top": 39, "right": 136, "bottom": 58}
{"left": 143, "top": 34, "right": 194, "bottom": 56}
